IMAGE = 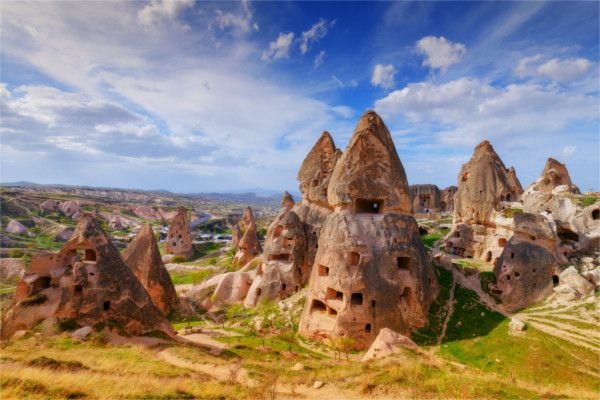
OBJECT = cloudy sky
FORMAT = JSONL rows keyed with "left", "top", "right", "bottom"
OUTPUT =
{"left": 1, "top": 1, "right": 598, "bottom": 193}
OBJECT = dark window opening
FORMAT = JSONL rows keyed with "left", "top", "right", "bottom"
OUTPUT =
{"left": 552, "top": 275, "right": 559, "bottom": 286}
{"left": 371, "top": 300, "right": 376, "bottom": 308}
{"left": 74, "top": 285, "right": 83, "bottom": 296}
{"left": 429, "top": 278, "right": 433, "bottom": 285}
{"left": 532, "top": 268, "right": 536, "bottom": 273}
{"left": 507, "top": 275, "right": 511, "bottom": 280}
{"left": 310, "top": 299, "right": 327, "bottom": 314}
{"left": 172, "top": 242, "right": 177, "bottom": 247}
{"left": 256, "top": 288, "right": 262, "bottom": 297}
{"left": 557, "top": 227, "right": 579, "bottom": 242}
{"left": 103, "top": 300, "right": 111, "bottom": 311}
{"left": 593, "top": 209, "right": 600, "bottom": 220}
{"left": 327, "top": 307, "right": 337, "bottom": 316}
{"left": 514, "top": 272, "right": 520, "bottom": 278}
{"left": 84, "top": 249, "right": 96, "bottom": 262}
{"left": 397, "top": 257, "right": 412, "bottom": 271}
{"left": 365, "top": 323, "right": 372, "bottom": 333}
{"left": 498, "top": 238, "right": 507, "bottom": 247}
{"left": 347, "top": 251, "right": 360, "bottom": 268}
{"left": 268, "top": 253, "right": 291, "bottom": 261}
{"left": 510, "top": 252, "right": 515, "bottom": 259}
{"left": 506, "top": 193, "right": 512, "bottom": 201}
{"left": 318, "top": 265, "right": 329, "bottom": 276}
{"left": 419, "top": 227, "right": 428, "bottom": 235}
{"left": 454, "top": 231, "right": 460, "bottom": 238}
{"left": 355, "top": 198, "right": 383, "bottom": 214}
{"left": 351, "top": 293, "right": 363, "bottom": 306}
{"left": 282, "top": 283, "right": 287, "bottom": 291}
{"left": 178, "top": 234, "right": 182, "bottom": 239}
{"left": 326, "top": 287, "right": 343, "bottom": 300}
{"left": 485, "top": 251, "right": 492, "bottom": 262}
{"left": 312, "top": 179, "right": 319, "bottom": 187}
{"left": 35, "top": 277, "right": 51, "bottom": 290}
{"left": 530, "top": 236, "right": 536, "bottom": 241}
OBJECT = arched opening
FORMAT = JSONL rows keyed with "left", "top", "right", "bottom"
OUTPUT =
{"left": 506, "top": 193, "right": 512, "bottom": 202}
{"left": 84, "top": 249, "right": 96, "bottom": 262}
{"left": 355, "top": 198, "right": 383, "bottom": 214}
{"left": 592, "top": 209, "right": 599, "bottom": 220}
{"left": 310, "top": 299, "right": 327, "bottom": 314}
{"left": 282, "top": 283, "right": 287, "bottom": 291}
{"left": 103, "top": 300, "right": 111, "bottom": 311}
{"left": 485, "top": 251, "right": 492, "bottom": 262}
{"left": 365, "top": 323, "right": 372, "bottom": 333}
{"left": 552, "top": 275, "right": 559, "bottom": 286}
{"left": 350, "top": 293, "right": 363, "bottom": 306}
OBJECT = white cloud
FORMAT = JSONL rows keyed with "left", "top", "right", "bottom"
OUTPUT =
{"left": 212, "top": 0, "right": 258, "bottom": 35}
{"left": 138, "top": 0, "right": 194, "bottom": 27}
{"left": 332, "top": 75, "right": 358, "bottom": 89}
{"left": 415, "top": 36, "right": 466, "bottom": 71}
{"left": 374, "top": 78, "right": 597, "bottom": 145}
{"left": 331, "top": 105, "right": 354, "bottom": 118}
{"left": 299, "top": 19, "right": 332, "bottom": 54}
{"left": 563, "top": 146, "right": 577, "bottom": 157}
{"left": 371, "top": 64, "right": 397, "bottom": 89}
{"left": 515, "top": 55, "right": 592, "bottom": 82}
{"left": 314, "top": 50, "right": 326, "bottom": 68}
{"left": 262, "top": 32, "right": 295, "bottom": 62}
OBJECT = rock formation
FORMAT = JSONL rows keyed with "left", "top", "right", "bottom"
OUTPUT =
{"left": 123, "top": 224, "right": 177, "bottom": 315}
{"left": 299, "top": 111, "right": 438, "bottom": 349}
{"left": 165, "top": 207, "right": 194, "bottom": 260}
{"left": 410, "top": 184, "right": 441, "bottom": 214}
{"left": 59, "top": 201, "right": 81, "bottom": 219}
{"left": 444, "top": 141, "right": 517, "bottom": 262}
{"left": 6, "top": 219, "right": 28, "bottom": 235}
{"left": 1, "top": 214, "right": 173, "bottom": 339}
{"left": 245, "top": 192, "right": 307, "bottom": 307}
{"left": 506, "top": 166, "right": 524, "bottom": 200}
{"left": 440, "top": 186, "right": 458, "bottom": 212}
{"left": 292, "top": 132, "right": 342, "bottom": 281}
{"left": 361, "top": 328, "right": 418, "bottom": 361}
{"left": 527, "top": 158, "right": 580, "bottom": 194}
{"left": 232, "top": 207, "right": 262, "bottom": 267}
{"left": 40, "top": 199, "right": 60, "bottom": 213}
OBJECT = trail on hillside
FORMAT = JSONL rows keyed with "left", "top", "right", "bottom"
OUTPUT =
{"left": 437, "top": 277, "right": 457, "bottom": 345}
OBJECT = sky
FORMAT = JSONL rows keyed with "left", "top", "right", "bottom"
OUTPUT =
{"left": 1, "top": 1, "right": 598, "bottom": 193}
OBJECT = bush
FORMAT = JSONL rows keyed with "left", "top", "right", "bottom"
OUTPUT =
{"left": 21, "top": 293, "right": 48, "bottom": 307}
{"left": 8, "top": 249, "right": 25, "bottom": 258}
{"left": 56, "top": 318, "right": 79, "bottom": 332}
{"left": 171, "top": 256, "right": 187, "bottom": 263}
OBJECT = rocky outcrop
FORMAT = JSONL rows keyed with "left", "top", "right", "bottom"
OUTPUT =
{"left": 54, "top": 227, "right": 74, "bottom": 242}
{"left": 165, "top": 207, "right": 194, "bottom": 260}
{"left": 445, "top": 141, "right": 516, "bottom": 262}
{"left": 526, "top": 158, "right": 580, "bottom": 194}
{"left": 410, "top": 184, "right": 441, "bottom": 214}
{"left": 440, "top": 186, "right": 457, "bottom": 212}
{"left": 123, "top": 224, "right": 177, "bottom": 315}
{"left": 6, "top": 219, "right": 28, "bottom": 235}
{"left": 299, "top": 111, "right": 437, "bottom": 349}
{"left": 59, "top": 201, "right": 81, "bottom": 218}
{"left": 506, "top": 167, "right": 524, "bottom": 200}
{"left": 232, "top": 207, "right": 262, "bottom": 267}
{"left": 245, "top": 192, "right": 307, "bottom": 307}
{"left": 1, "top": 214, "right": 173, "bottom": 339}
{"left": 40, "top": 199, "right": 60, "bottom": 213}
{"left": 361, "top": 328, "right": 418, "bottom": 361}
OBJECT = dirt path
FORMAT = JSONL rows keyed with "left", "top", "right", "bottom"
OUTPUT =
{"left": 438, "top": 277, "right": 457, "bottom": 345}
{"left": 521, "top": 319, "right": 600, "bottom": 353}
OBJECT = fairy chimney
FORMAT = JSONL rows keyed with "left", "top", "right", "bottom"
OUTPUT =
{"left": 123, "top": 224, "right": 178, "bottom": 315}
{"left": 232, "top": 207, "right": 262, "bottom": 267}
{"left": 2, "top": 214, "right": 173, "bottom": 339}
{"left": 165, "top": 207, "right": 193, "bottom": 260}
{"left": 299, "top": 111, "right": 438, "bottom": 349}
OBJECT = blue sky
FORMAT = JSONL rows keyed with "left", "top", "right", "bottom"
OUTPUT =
{"left": 1, "top": 1, "right": 598, "bottom": 193}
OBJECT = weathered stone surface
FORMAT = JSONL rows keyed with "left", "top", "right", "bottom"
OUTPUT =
{"left": 526, "top": 158, "right": 580, "bottom": 194}
{"left": 281, "top": 191, "right": 295, "bottom": 210}
{"left": 245, "top": 198, "right": 307, "bottom": 306}
{"left": 59, "top": 201, "right": 81, "bottom": 218}
{"left": 40, "top": 199, "right": 60, "bottom": 212}
{"left": 123, "top": 224, "right": 177, "bottom": 315}
{"left": 299, "top": 111, "right": 437, "bottom": 350}
{"left": 327, "top": 111, "right": 412, "bottom": 214}
{"left": 440, "top": 186, "right": 458, "bottom": 212}
{"left": 1, "top": 214, "right": 173, "bottom": 339}
{"left": 361, "top": 328, "right": 418, "bottom": 361}
{"left": 493, "top": 240, "right": 560, "bottom": 312}
{"left": 71, "top": 326, "right": 93, "bottom": 340}
{"left": 582, "top": 268, "right": 600, "bottom": 286}
{"left": 297, "top": 132, "right": 341, "bottom": 207}
{"left": 558, "top": 266, "right": 595, "bottom": 297}
{"left": 506, "top": 167, "right": 524, "bottom": 200}
{"left": 508, "top": 318, "right": 525, "bottom": 334}
{"left": 54, "top": 227, "right": 74, "bottom": 242}
{"left": 165, "top": 207, "right": 194, "bottom": 259}
{"left": 232, "top": 207, "right": 262, "bottom": 267}
{"left": 410, "top": 184, "right": 441, "bottom": 213}
{"left": 212, "top": 271, "right": 253, "bottom": 305}
{"left": 6, "top": 219, "right": 28, "bottom": 235}
{"left": 0, "top": 258, "right": 24, "bottom": 284}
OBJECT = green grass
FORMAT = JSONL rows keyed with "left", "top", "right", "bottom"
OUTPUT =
{"left": 412, "top": 267, "right": 453, "bottom": 345}
{"left": 169, "top": 268, "right": 215, "bottom": 285}
{"left": 421, "top": 232, "right": 442, "bottom": 248}
{"left": 503, "top": 207, "right": 523, "bottom": 218}
{"left": 578, "top": 195, "right": 599, "bottom": 208}
{"left": 478, "top": 271, "right": 501, "bottom": 303}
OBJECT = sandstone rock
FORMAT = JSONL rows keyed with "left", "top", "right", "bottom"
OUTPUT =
{"left": 582, "top": 268, "right": 600, "bottom": 286}
{"left": 327, "top": 111, "right": 412, "bottom": 213}
{"left": 12, "top": 330, "right": 27, "bottom": 340}
{"left": 281, "top": 191, "right": 295, "bottom": 209}
{"left": 299, "top": 111, "right": 437, "bottom": 350}
{"left": 71, "top": 326, "right": 93, "bottom": 340}
{"left": 508, "top": 318, "right": 525, "bottom": 334}
{"left": 165, "top": 207, "right": 194, "bottom": 260}
{"left": 559, "top": 266, "right": 594, "bottom": 297}
{"left": 54, "top": 227, "right": 74, "bottom": 242}
{"left": 232, "top": 208, "right": 262, "bottom": 267}
{"left": 0, "top": 258, "right": 24, "bottom": 284}
{"left": 297, "top": 131, "right": 341, "bottom": 207}
{"left": 6, "top": 219, "right": 28, "bottom": 235}
{"left": 40, "top": 199, "right": 60, "bottom": 212}
{"left": 527, "top": 158, "right": 580, "bottom": 194}
{"left": 291, "top": 362, "right": 304, "bottom": 371}
{"left": 361, "top": 328, "right": 418, "bottom": 361}
{"left": 1, "top": 214, "right": 173, "bottom": 339}
{"left": 212, "top": 271, "right": 253, "bottom": 305}
{"left": 440, "top": 186, "right": 458, "bottom": 212}
{"left": 506, "top": 166, "right": 524, "bottom": 200}
{"left": 230, "top": 224, "right": 243, "bottom": 249}
{"left": 59, "top": 201, "right": 81, "bottom": 218}
{"left": 410, "top": 184, "right": 441, "bottom": 214}
{"left": 123, "top": 224, "right": 178, "bottom": 315}
{"left": 313, "top": 381, "right": 324, "bottom": 389}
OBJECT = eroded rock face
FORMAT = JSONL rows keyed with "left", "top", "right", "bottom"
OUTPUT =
{"left": 299, "top": 111, "right": 437, "bottom": 349}
{"left": 40, "top": 199, "right": 60, "bottom": 213}
{"left": 245, "top": 193, "right": 307, "bottom": 306}
{"left": 59, "top": 201, "right": 81, "bottom": 218}
{"left": 297, "top": 132, "right": 341, "bottom": 208}
{"left": 440, "top": 186, "right": 458, "bottom": 212}
{"left": 361, "top": 328, "right": 418, "bottom": 361}
{"left": 506, "top": 167, "right": 524, "bottom": 200}
{"left": 527, "top": 158, "right": 580, "bottom": 194}
{"left": 445, "top": 141, "right": 518, "bottom": 262}
{"left": 123, "top": 224, "right": 177, "bottom": 315}
{"left": 2, "top": 214, "right": 173, "bottom": 339}
{"left": 6, "top": 219, "right": 28, "bottom": 235}
{"left": 410, "top": 185, "right": 441, "bottom": 213}
{"left": 232, "top": 207, "right": 262, "bottom": 267}
{"left": 165, "top": 207, "right": 194, "bottom": 259}
{"left": 327, "top": 111, "right": 412, "bottom": 214}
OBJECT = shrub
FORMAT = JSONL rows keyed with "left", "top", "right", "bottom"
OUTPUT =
{"left": 171, "top": 256, "right": 187, "bottom": 263}
{"left": 56, "top": 318, "right": 79, "bottom": 332}
{"left": 21, "top": 293, "right": 47, "bottom": 307}
{"left": 8, "top": 249, "right": 24, "bottom": 258}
